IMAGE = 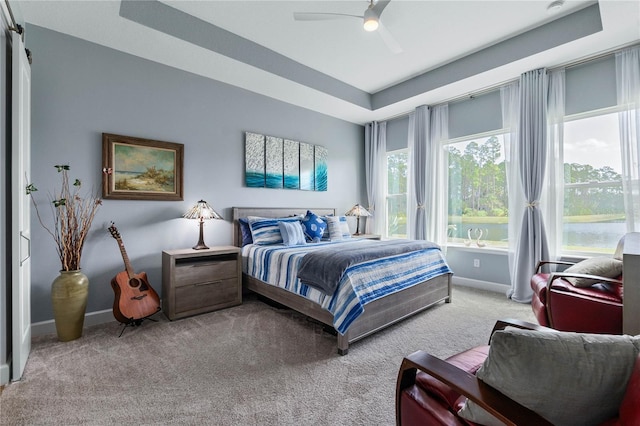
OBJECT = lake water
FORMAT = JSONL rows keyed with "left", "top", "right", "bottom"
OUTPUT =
{"left": 450, "top": 221, "right": 626, "bottom": 251}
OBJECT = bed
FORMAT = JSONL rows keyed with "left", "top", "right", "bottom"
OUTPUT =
{"left": 232, "top": 207, "right": 453, "bottom": 355}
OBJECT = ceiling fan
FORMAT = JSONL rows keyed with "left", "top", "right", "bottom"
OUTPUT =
{"left": 293, "top": 0, "right": 402, "bottom": 54}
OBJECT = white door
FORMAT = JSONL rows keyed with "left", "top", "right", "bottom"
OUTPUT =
{"left": 11, "top": 31, "right": 31, "bottom": 381}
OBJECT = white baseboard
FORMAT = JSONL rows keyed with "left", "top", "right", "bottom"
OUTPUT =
{"left": 452, "top": 276, "right": 510, "bottom": 295}
{"left": 32, "top": 309, "right": 116, "bottom": 337}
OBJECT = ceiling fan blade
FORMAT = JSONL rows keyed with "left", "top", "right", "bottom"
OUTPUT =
{"left": 372, "top": 0, "right": 391, "bottom": 16}
{"left": 377, "top": 22, "right": 402, "bottom": 54}
{"left": 293, "top": 12, "right": 362, "bottom": 21}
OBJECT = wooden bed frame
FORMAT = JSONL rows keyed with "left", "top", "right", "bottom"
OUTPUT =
{"left": 232, "top": 207, "right": 452, "bottom": 355}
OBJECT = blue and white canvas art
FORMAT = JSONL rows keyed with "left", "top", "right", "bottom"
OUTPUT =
{"left": 265, "top": 136, "right": 284, "bottom": 188}
{"left": 299, "top": 142, "right": 315, "bottom": 191}
{"left": 245, "top": 132, "right": 265, "bottom": 187}
{"left": 245, "top": 132, "right": 326, "bottom": 192}
{"left": 283, "top": 139, "right": 300, "bottom": 189}
{"left": 314, "top": 145, "right": 328, "bottom": 191}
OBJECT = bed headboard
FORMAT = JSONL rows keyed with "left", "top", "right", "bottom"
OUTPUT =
{"left": 232, "top": 207, "right": 337, "bottom": 247}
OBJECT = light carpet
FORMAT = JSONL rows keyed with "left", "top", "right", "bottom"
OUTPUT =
{"left": 0, "top": 285, "right": 535, "bottom": 425}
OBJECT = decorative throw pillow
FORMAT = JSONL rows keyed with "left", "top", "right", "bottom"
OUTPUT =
{"left": 238, "top": 218, "right": 253, "bottom": 246}
{"left": 326, "top": 216, "right": 352, "bottom": 241}
{"left": 562, "top": 256, "right": 623, "bottom": 287}
{"left": 458, "top": 328, "right": 640, "bottom": 426}
{"left": 301, "top": 210, "right": 327, "bottom": 242}
{"left": 278, "top": 221, "right": 306, "bottom": 246}
{"left": 614, "top": 235, "right": 626, "bottom": 260}
{"left": 320, "top": 216, "right": 331, "bottom": 240}
{"left": 248, "top": 216, "right": 300, "bottom": 245}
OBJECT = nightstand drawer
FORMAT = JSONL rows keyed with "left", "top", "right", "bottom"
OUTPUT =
{"left": 174, "top": 278, "right": 240, "bottom": 314}
{"left": 162, "top": 246, "right": 242, "bottom": 320}
{"left": 174, "top": 256, "right": 237, "bottom": 286}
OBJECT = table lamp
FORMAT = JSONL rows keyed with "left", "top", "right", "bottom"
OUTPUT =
{"left": 345, "top": 204, "right": 372, "bottom": 235}
{"left": 183, "top": 200, "right": 222, "bottom": 250}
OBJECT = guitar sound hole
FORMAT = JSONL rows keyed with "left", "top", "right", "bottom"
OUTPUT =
{"left": 129, "top": 278, "right": 149, "bottom": 291}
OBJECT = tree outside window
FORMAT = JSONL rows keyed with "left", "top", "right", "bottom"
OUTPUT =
{"left": 447, "top": 134, "right": 508, "bottom": 248}
{"left": 386, "top": 150, "right": 408, "bottom": 238}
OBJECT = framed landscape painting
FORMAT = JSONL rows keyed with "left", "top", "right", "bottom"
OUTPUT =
{"left": 102, "top": 133, "right": 184, "bottom": 200}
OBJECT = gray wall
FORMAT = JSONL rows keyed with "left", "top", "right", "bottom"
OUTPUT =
{"left": 26, "top": 25, "right": 365, "bottom": 323}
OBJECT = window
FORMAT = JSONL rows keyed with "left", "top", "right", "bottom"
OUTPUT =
{"left": 562, "top": 110, "right": 624, "bottom": 254}
{"left": 386, "top": 149, "right": 408, "bottom": 238}
{"left": 446, "top": 133, "right": 508, "bottom": 248}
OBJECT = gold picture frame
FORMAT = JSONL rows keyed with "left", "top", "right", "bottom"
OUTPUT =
{"left": 102, "top": 133, "right": 184, "bottom": 201}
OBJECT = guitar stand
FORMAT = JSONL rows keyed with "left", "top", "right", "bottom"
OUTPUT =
{"left": 117, "top": 313, "right": 159, "bottom": 338}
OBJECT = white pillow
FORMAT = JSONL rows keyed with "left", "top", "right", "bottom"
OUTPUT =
{"left": 563, "top": 257, "right": 623, "bottom": 287}
{"left": 458, "top": 328, "right": 640, "bottom": 426}
{"left": 326, "top": 216, "right": 351, "bottom": 241}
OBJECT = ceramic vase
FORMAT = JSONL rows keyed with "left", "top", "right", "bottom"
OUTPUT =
{"left": 51, "top": 270, "right": 89, "bottom": 342}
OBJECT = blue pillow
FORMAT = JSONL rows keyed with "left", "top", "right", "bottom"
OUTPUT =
{"left": 301, "top": 210, "right": 327, "bottom": 243}
{"left": 248, "top": 216, "right": 300, "bottom": 245}
{"left": 278, "top": 221, "right": 307, "bottom": 246}
{"left": 238, "top": 218, "right": 253, "bottom": 246}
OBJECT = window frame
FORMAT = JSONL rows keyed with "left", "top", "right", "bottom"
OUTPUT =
{"left": 385, "top": 148, "right": 409, "bottom": 239}
{"left": 443, "top": 128, "right": 510, "bottom": 251}
{"left": 560, "top": 105, "right": 625, "bottom": 257}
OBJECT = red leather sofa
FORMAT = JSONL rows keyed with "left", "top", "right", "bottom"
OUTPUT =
{"left": 530, "top": 260, "right": 623, "bottom": 334}
{"left": 396, "top": 319, "right": 640, "bottom": 426}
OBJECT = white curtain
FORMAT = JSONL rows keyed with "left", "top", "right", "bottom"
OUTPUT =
{"left": 616, "top": 46, "right": 640, "bottom": 232}
{"left": 407, "top": 106, "right": 429, "bottom": 240}
{"left": 541, "top": 69, "right": 565, "bottom": 263}
{"left": 425, "top": 105, "right": 449, "bottom": 247}
{"left": 503, "top": 81, "right": 522, "bottom": 293}
{"left": 365, "top": 121, "right": 387, "bottom": 235}
{"left": 508, "top": 68, "right": 550, "bottom": 303}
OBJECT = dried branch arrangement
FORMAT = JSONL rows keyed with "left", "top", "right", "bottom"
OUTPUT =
{"left": 26, "top": 165, "right": 102, "bottom": 271}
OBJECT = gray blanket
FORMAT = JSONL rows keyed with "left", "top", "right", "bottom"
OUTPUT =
{"left": 296, "top": 239, "right": 440, "bottom": 295}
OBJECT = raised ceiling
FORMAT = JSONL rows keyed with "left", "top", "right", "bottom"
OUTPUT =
{"left": 13, "top": 0, "right": 640, "bottom": 124}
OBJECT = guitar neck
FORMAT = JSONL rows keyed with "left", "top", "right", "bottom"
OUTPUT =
{"left": 115, "top": 238, "right": 136, "bottom": 278}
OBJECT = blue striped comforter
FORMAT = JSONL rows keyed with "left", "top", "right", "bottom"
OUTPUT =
{"left": 242, "top": 239, "right": 452, "bottom": 334}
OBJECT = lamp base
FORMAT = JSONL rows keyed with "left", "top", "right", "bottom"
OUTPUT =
{"left": 192, "top": 220, "right": 209, "bottom": 250}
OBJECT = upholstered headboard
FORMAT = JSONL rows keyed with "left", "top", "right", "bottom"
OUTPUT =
{"left": 231, "top": 207, "right": 336, "bottom": 247}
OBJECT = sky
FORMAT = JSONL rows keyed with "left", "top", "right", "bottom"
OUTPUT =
{"left": 564, "top": 111, "right": 621, "bottom": 173}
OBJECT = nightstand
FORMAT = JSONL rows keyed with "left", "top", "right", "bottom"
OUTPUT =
{"left": 352, "top": 234, "right": 381, "bottom": 240}
{"left": 162, "top": 246, "right": 241, "bottom": 320}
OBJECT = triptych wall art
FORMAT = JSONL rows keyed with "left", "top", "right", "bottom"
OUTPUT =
{"left": 245, "top": 132, "right": 327, "bottom": 191}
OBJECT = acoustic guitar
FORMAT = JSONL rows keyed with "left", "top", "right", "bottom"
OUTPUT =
{"left": 108, "top": 223, "right": 161, "bottom": 324}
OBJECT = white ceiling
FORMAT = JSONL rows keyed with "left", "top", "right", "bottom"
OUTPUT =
{"left": 12, "top": 0, "right": 640, "bottom": 124}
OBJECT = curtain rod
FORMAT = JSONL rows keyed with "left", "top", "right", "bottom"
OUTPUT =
{"left": 381, "top": 41, "right": 640, "bottom": 124}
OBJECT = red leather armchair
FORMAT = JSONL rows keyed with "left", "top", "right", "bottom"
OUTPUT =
{"left": 396, "top": 319, "right": 640, "bottom": 426}
{"left": 530, "top": 260, "right": 623, "bottom": 334}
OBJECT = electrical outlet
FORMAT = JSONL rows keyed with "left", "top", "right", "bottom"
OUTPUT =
{"left": 473, "top": 259, "right": 480, "bottom": 268}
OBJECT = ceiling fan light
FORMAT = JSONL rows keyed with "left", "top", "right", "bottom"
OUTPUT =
{"left": 363, "top": 18, "right": 379, "bottom": 31}
{"left": 363, "top": 8, "right": 379, "bottom": 31}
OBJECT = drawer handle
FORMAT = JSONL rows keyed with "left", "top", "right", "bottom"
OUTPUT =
{"left": 195, "top": 281, "right": 222, "bottom": 287}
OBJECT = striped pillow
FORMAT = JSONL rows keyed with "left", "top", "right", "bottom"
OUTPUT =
{"left": 248, "top": 216, "right": 301, "bottom": 245}
{"left": 278, "top": 221, "right": 307, "bottom": 246}
{"left": 326, "top": 216, "right": 352, "bottom": 240}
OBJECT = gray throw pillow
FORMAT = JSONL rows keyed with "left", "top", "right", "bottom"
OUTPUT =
{"left": 614, "top": 235, "right": 626, "bottom": 260}
{"left": 562, "top": 256, "right": 623, "bottom": 287}
{"left": 457, "top": 328, "right": 640, "bottom": 426}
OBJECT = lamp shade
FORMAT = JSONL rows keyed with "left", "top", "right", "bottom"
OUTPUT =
{"left": 183, "top": 200, "right": 222, "bottom": 250}
{"left": 183, "top": 200, "right": 222, "bottom": 220}
{"left": 345, "top": 204, "right": 372, "bottom": 217}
